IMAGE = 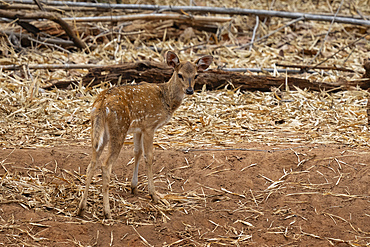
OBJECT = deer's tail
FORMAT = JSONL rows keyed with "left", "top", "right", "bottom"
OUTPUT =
{"left": 91, "top": 106, "right": 108, "bottom": 152}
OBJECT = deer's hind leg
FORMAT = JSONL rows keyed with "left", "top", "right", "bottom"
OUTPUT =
{"left": 131, "top": 132, "right": 143, "bottom": 195}
{"left": 101, "top": 141, "right": 124, "bottom": 219}
{"left": 77, "top": 129, "right": 106, "bottom": 216}
{"left": 101, "top": 112, "right": 129, "bottom": 219}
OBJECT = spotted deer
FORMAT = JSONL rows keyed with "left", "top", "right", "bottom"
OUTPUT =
{"left": 77, "top": 51, "right": 213, "bottom": 219}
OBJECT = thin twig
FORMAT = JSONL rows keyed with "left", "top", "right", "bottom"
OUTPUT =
{"left": 249, "top": 15, "right": 259, "bottom": 51}
{"left": 310, "top": 32, "right": 370, "bottom": 70}
{"left": 238, "top": 17, "right": 304, "bottom": 50}
{"left": 132, "top": 226, "right": 153, "bottom": 247}
{"left": 308, "top": 0, "right": 344, "bottom": 64}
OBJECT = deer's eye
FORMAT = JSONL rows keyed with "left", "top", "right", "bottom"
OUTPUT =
{"left": 178, "top": 73, "right": 183, "bottom": 80}
{"left": 194, "top": 74, "right": 199, "bottom": 80}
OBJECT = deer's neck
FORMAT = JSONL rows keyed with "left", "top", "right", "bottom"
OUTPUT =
{"left": 160, "top": 75, "right": 185, "bottom": 113}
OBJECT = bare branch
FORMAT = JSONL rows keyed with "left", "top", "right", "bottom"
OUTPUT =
{"left": 62, "top": 13, "right": 232, "bottom": 23}
{"left": 0, "top": 9, "right": 87, "bottom": 50}
{"left": 0, "top": 61, "right": 364, "bottom": 92}
{"left": 4, "top": 0, "right": 370, "bottom": 26}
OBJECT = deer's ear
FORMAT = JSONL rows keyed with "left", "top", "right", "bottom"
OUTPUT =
{"left": 166, "top": 51, "right": 180, "bottom": 68}
{"left": 196, "top": 55, "right": 213, "bottom": 71}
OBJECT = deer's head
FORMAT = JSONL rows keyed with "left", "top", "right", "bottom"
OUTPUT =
{"left": 166, "top": 51, "right": 213, "bottom": 95}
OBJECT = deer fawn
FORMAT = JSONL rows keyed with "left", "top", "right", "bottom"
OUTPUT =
{"left": 77, "top": 51, "right": 213, "bottom": 219}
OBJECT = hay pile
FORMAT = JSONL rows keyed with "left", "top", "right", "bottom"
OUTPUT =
{"left": 1, "top": 77, "right": 369, "bottom": 149}
{"left": 1, "top": 1, "right": 369, "bottom": 149}
{"left": 0, "top": 0, "right": 370, "bottom": 246}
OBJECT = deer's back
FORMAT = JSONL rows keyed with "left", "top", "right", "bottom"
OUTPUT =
{"left": 92, "top": 83, "right": 172, "bottom": 132}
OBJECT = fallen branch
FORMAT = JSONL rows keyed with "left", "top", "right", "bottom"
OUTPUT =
{"left": 0, "top": 3, "right": 111, "bottom": 13}
{"left": 1, "top": 61, "right": 367, "bottom": 92}
{"left": 1, "top": 30, "right": 75, "bottom": 49}
{"left": 0, "top": 63, "right": 311, "bottom": 74}
{"left": 0, "top": 9, "right": 86, "bottom": 50}
{"left": 61, "top": 13, "right": 232, "bottom": 23}
{"left": 0, "top": 64, "right": 107, "bottom": 70}
{"left": 221, "top": 68, "right": 310, "bottom": 74}
{"left": 276, "top": 63, "right": 355, "bottom": 73}
{"left": 4, "top": 0, "right": 370, "bottom": 26}
{"left": 31, "top": 61, "right": 369, "bottom": 92}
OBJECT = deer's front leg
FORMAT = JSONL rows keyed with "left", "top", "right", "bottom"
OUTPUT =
{"left": 142, "top": 130, "right": 158, "bottom": 203}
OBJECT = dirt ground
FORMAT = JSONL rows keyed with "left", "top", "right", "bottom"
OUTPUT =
{"left": 0, "top": 142, "right": 369, "bottom": 246}
{"left": 1, "top": 0, "right": 370, "bottom": 245}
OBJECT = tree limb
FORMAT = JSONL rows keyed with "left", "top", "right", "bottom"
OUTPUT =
{"left": 4, "top": 0, "right": 370, "bottom": 26}
{"left": 0, "top": 3, "right": 107, "bottom": 13}
{"left": 1, "top": 30, "right": 76, "bottom": 48}
{"left": 276, "top": 63, "right": 355, "bottom": 73}
{"left": 10, "top": 61, "right": 363, "bottom": 92}
{"left": 0, "top": 9, "right": 86, "bottom": 50}
{"left": 1, "top": 61, "right": 367, "bottom": 92}
{"left": 61, "top": 13, "right": 232, "bottom": 23}
{"left": 0, "top": 63, "right": 103, "bottom": 70}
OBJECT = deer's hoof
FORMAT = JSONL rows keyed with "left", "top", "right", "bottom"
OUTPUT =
{"left": 104, "top": 211, "right": 112, "bottom": 220}
{"left": 76, "top": 207, "right": 84, "bottom": 217}
{"left": 151, "top": 193, "right": 159, "bottom": 203}
{"left": 131, "top": 186, "right": 138, "bottom": 195}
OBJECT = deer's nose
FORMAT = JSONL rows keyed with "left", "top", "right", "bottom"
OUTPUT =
{"left": 186, "top": 78, "right": 194, "bottom": 95}
{"left": 186, "top": 87, "right": 194, "bottom": 95}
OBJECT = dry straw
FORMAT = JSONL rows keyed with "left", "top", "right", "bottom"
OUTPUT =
{"left": 0, "top": 0, "right": 370, "bottom": 246}
{"left": 1, "top": 78, "right": 370, "bottom": 149}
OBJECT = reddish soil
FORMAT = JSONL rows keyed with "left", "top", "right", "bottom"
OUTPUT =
{"left": 0, "top": 143, "right": 369, "bottom": 246}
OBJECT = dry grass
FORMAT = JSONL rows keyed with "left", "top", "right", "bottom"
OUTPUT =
{"left": 1, "top": 0, "right": 370, "bottom": 149}
{"left": 0, "top": 0, "right": 370, "bottom": 246}
{"left": 1, "top": 78, "right": 370, "bottom": 149}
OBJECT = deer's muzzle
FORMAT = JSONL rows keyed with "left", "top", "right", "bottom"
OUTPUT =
{"left": 186, "top": 78, "right": 194, "bottom": 95}
{"left": 186, "top": 87, "right": 194, "bottom": 95}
